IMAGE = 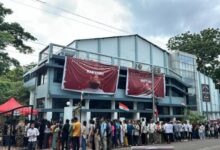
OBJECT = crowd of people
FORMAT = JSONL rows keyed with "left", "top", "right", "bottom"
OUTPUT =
{"left": 0, "top": 117, "right": 220, "bottom": 150}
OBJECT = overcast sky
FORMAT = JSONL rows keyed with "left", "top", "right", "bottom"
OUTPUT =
{"left": 2, "top": 0, "right": 220, "bottom": 65}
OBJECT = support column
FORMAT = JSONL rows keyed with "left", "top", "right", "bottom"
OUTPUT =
{"left": 69, "top": 98, "right": 73, "bottom": 106}
{"left": 85, "top": 99, "right": 91, "bottom": 123}
{"left": 170, "top": 107, "right": 173, "bottom": 116}
{"left": 29, "top": 90, "right": 35, "bottom": 106}
{"left": 133, "top": 102, "right": 140, "bottom": 120}
{"left": 46, "top": 98, "right": 52, "bottom": 121}
{"left": 111, "top": 101, "right": 117, "bottom": 119}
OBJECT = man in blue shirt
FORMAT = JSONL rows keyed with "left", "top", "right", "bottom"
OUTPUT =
{"left": 127, "top": 120, "right": 134, "bottom": 146}
{"left": 101, "top": 118, "right": 107, "bottom": 150}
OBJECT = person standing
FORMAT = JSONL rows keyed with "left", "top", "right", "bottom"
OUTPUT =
{"left": 127, "top": 120, "right": 133, "bottom": 146}
{"left": 163, "top": 121, "right": 173, "bottom": 144}
{"left": 61, "top": 119, "right": 70, "bottom": 150}
{"left": 214, "top": 123, "right": 219, "bottom": 139}
{"left": 199, "top": 124, "right": 205, "bottom": 140}
{"left": 27, "top": 123, "right": 40, "bottom": 150}
{"left": 187, "top": 122, "right": 192, "bottom": 140}
{"left": 155, "top": 121, "right": 162, "bottom": 144}
{"left": 81, "top": 121, "right": 87, "bottom": 150}
{"left": 120, "top": 121, "right": 124, "bottom": 146}
{"left": 133, "top": 121, "right": 140, "bottom": 146}
{"left": 72, "top": 117, "right": 81, "bottom": 150}
{"left": 147, "top": 120, "right": 156, "bottom": 144}
{"left": 94, "top": 119, "right": 101, "bottom": 150}
{"left": 52, "top": 123, "right": 60, "bottom": 150}
{"left": 122, "top": 120, "right": 128, "bottom": 146}
{"left": 88, "top": 120, "right": 95, "bottom": 150}
{"left": 100, "top": 118, "right": 107, "bottom": 150}
{"left": 141, "top": 119, "right": 147, "bottom": 145}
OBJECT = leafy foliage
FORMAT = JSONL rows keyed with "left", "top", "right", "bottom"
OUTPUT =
{"left": 0, "top": 3, "right": 36, "bottom": 75}
{"left": 167, "top": 28, "right": 220, "bottom": 88}
{"left": 187, "top": 111, "right": 206, "bottom": 124}
{"left": 0, "top": 66, "right": 31, "bottom": 105}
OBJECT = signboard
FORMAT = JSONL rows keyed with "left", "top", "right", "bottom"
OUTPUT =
{"left": 62, "top": 57, "right": 119, "bottom": 94}
{"left": 202, "top": 84, "right": 210, "bottom": 102}
{"left": 126, "top": 68, "right": 165, "bottom": 98}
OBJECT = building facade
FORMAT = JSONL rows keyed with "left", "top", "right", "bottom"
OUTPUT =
{"left": 24, "top": 34, "right": 220, "bottom": 122}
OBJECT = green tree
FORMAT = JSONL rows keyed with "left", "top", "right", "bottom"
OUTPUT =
{"left": 167, "top": 28, "right": 220, "bottom": 88}
{"left": 0, "top": 3, "right": 36, "bottom": 75}
{"left": 187, "top": 111, "right": 206, "bottom": 124}
{"left": 0, "top": 67, "right": 29, "bottom": 105}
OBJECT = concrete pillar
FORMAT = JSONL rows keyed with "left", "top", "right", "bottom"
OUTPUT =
{"left": 170, "top": 107, "right": 173, "bottom": 116}
{"left": 134, "top": 112, "right": 140, "bottom": 120}
{"left": 29, "top": 90, "right": 35, "bottom": 106}
{"left": 111, "top": 101, "right": 117, "bottom": 119}
{"left": 46, "top": 98, "right": 52, "bottom": 121}
{"left": 134, "top": 102, "right": 137, "bottom": 110}
{"left": 133, "top": 102, "right": 139, "bottom": 120}
{"left": 85, "top": 99, "right": 90, "bottom": 109}
{"left": 69, "top": 98, "right": 73, "bottom": 107}
{"left": 86, "top": 112, "right": 91, "bottom": 122}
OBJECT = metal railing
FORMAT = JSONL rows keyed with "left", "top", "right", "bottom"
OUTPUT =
{"left": 38, "top": 43, "right": 182, "bottom": 79}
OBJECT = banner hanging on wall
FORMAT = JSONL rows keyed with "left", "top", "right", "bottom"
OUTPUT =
{"left": 126, "top": 68, "right": 165, "bottom": 98}
{"left": 202, "top": 84, "right": 211, "bottom": 102}
{"left": 62, "top": 57, "right": 119, "bottom": 94}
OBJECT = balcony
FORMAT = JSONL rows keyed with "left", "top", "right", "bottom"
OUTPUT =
{"left": 158, "top": 96, "right": 185, "bottom": 106}
{"left": 24, "top": 77, "right": 36, "bottom": 89}
{"left": 38, "top": 43, "right": 182, "bottom": 80}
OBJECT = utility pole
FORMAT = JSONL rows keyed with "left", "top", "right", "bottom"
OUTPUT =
{"left": 203, "top": 67, "right": 209, "bottom": 121}
{"left": 80, "top": 91, "right": 84, "bottom": 123}
{"left": 151, "top": 65, "right": 156, "bottom": 122}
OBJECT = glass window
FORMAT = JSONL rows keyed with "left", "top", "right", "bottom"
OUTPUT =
{"left": 54, "top": 68, "right": 63, "bottom": 83}
{"left": 158, "top": 106, "right": 170, "bottom": 115}
{"left": 118, "top": 76, "right": 126, "bottom": 89}
{"left": 171, "top": 88, "right": 184, "bottom": 97}
{"left": 53, "top": 98, "right": 69, "bottom": 108}
{"left": 36, "top": 98, "right": 45, "bottom": 108}
{"left": 173, "top": 107, "right": 184, "bottom": 115}
{"left": 90, "top": 100, "right": 111, "bottom": 109}
{"left": 37, "top": 71, "right": 47, "bottom": 86}
{"left": 137, "top": 102, "right": 152, "bottom": 110}
{"left": 166, "top": 87, "right": 170, "bottom": 96}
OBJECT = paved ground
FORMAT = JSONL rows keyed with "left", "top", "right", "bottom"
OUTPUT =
{"left": 118, "top": 139, "right": 220, "bottom": 150}
{"left": 1, "top": 139, "right": 220, "bottom": 150}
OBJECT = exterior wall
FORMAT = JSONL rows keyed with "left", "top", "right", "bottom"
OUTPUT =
{"left": 197, "top": 71, "right": 220, "bottom": 119}
{"left": 25, "top": 34, "right": 211, "bottom": 121}
{"left": 70, "top": 35, "right": 168, "bottom": 71}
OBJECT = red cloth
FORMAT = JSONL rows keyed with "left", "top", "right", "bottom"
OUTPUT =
{"left": 62, "top": 57, "right": 119, "bottom": 94}
{"left": 0, "top": 97, "right": 38, "bottom": 115}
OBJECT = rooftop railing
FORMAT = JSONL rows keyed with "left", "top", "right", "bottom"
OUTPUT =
{"left": 39, "top": 43, "right": 182, "bottom": 80}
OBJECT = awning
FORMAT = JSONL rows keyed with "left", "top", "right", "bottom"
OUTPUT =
{"left": 0, "top": 97, "right": 38, "bottom": 116}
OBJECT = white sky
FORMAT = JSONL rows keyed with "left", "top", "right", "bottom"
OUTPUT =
{"left": 2, "top": 0, "right": 218, "bottom": 65}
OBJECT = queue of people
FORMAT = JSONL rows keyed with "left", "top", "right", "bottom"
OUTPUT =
{"left": 1, "top": 117, "right": 220, "bottom": 150}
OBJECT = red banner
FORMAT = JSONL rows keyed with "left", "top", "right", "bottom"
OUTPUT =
{"left": 62, "top": 57, "right": 119, "bottom": 94}
{"left": 126, "top": 68, "right": 165, "bottom": 98}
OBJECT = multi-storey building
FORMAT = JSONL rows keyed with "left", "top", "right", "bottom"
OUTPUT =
{"left": 24, "top": 34, "right": 220, "bottom": 122}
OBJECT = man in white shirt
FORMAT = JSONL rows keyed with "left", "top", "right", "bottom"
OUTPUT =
{"left": 163, "top": 121, "right": 173, "bottom": 144}
{"left": 147, "top": 120, "right": 156, "bottom": 144}
{"left": 187, "top": 123, "right": 193, "bottom": 140}
{"left": 27, "top": 123, "right": 39, "bottom": 150}
{"left": 183, "top": 122, "right": 188, "bottom": 140}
